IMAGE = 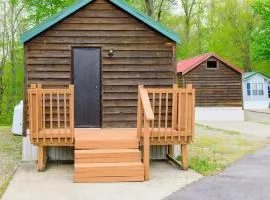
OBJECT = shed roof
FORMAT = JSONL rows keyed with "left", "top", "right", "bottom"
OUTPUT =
{"left": 243, "top": 72, "right": 270, "bottom": 80}
{"left": 176, "top": 53, "right": 243, "bottom": 75}
{"left": 20, "top": 0, "right": 180, "bottom": 43}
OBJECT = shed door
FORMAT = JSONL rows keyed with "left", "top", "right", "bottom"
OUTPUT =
{"left": 73, "top": 48, "right": 101, "bottom": 128}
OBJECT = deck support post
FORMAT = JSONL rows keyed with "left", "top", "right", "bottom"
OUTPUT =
{"left": 168, "top": 145, "right": 174, "bottom": 157}
{"left": 37, "top": 146, "right": 47, "bottom": 172}
{"left": 143, "top": 116, "right": 150, "bottom": 181}
{"left": 181, "top": 144, "right": 188, "bottom": 170}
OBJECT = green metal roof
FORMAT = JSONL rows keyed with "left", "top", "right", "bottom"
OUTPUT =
{"left": 243, "top": 72, "right": 258, "bottom": 80}
{"left": 21, "top": 0, "right": 180, "bottom": 43}
{"left": 243, "top": 72, "right": 270, "bottom": 80}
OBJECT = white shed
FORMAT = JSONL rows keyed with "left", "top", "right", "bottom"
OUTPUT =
{"left": 243, "top": 72, "right": 270, "bottom": 110}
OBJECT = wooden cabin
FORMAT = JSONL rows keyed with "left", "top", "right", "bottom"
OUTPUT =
{"left": 177, "top": 53, "right": 243, "bottom": 121}
{"left": 21, "top": 0, "right": 196, "bottom": 183}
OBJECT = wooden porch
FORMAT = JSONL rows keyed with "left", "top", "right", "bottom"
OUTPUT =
{"left": 28, "top": 84, "right": 195, "bottom": 182}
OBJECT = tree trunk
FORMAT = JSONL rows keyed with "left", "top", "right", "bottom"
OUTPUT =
{"left": 10, "top": 4, "right": 17, "bottom": 109}
{"left": 144, "top": 0, "right": 154, "bottom": 16}
{"left": 180, "top": 0, "right": 196, "bottom": 44}
{"left": 242, "top": 48, "right": 252, "bottom": 72}
{"left": 157, "top": 0, "right": 165, "bottom": 21}
{"left": 185, "top": 18, "right": 190, "bottom": 43}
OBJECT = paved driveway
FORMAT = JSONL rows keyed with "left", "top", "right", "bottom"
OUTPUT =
{"left": 198, "top": 121, "right": 270, "bottom": 139}
{"left": 165, "top": 144, "right": 270, "bottom": 200}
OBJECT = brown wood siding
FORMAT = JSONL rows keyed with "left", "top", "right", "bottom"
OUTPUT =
{"left": 24, "top": 0, "right": 176, "bottom": 128}
{"left": 178, "top": 58, "right": 242, "bottom": 107}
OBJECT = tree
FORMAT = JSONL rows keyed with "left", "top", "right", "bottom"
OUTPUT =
{"left": 145, "top": 0, "right": 154, "bottom": 16}
{"left": 220, "top": 0, "right": 255, "bottom": 72}
{"left": 180, "top": 0, "right": 196, "bottom": 43}
{"left": 193, "top": 0, "right": 205, "bottom": 53}
{"left": 252, "top": 0, "right": 270, "bottom": 60}
{"left": 24, "top": 0, "right": 75, "bottom": 25}
{"left": 8, "top": 0, "right": 24, "bottom": 107}
{"left": 0, "top": 2, "right": 8, "bottom": 115}
{"left": 126, "top": 0, "right": 176, "bottom": 21}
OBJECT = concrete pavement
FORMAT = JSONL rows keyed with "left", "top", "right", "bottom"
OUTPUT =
{"left": 2, "top": 161, "right": 202, "bottom": 200}
{"left": 165, "top": 145, "right": 270, "bottom": 200}
{"left": 198, "top": 121, "right": 270, "bottom": 139}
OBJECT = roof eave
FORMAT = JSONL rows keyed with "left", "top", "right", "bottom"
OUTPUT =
{"left": 177, "top": 53, "right": 243, "bottom": 75}
{"left": 20, "top": 0, "right": 180, "bottom": 44}
{"left": 244, "top": 72, "right": 270, "bottom": 80}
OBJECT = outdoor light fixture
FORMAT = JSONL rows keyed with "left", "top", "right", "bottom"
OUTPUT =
{"left": 108, "top": 49, "right": 114, "bottom": 57}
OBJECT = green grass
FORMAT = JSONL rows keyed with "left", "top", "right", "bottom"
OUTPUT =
{"left": 178, "top": 125, "right": 268, "bottom": 176}
{"left": 0, "top": 127, "right": 22, "bottom": 198}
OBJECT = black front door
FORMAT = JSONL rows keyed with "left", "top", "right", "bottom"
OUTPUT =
{"left": 73, "top": 48, "right": 101, "bottom": 128}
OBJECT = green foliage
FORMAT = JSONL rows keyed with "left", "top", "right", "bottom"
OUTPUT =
{"left": 189, "top": 157, "right": 218, "bottom": 175}
{"left": 252, "top": 0, "right": 270, "bottom": 61}
{"left": 24, "top": 0, "right": 75, "bottom": 25}
{"left": 0, "top": 0, "right": 76, "bottom": 125}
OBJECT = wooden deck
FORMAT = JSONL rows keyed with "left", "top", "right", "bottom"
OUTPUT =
{"left": 27, "top": 84, "right": 195, "bottom": 182}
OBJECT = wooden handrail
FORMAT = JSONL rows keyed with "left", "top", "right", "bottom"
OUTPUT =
{"left": 137, "top": 84, "right": 195, "bottom": 179}
{"left": 140, "top": 88, "right": 154, "bottom": 121}
{"left": 137, "top": 85, "right": 154, "bottom": 181}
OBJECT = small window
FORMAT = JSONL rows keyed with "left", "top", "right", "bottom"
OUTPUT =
{"left": 258, "top": 83, "right": 264, "bottom": 95}
{"left": 252, "top": 83, "right": 264, "bottom": 96}
{"left": 252, "top": 83, "right": 258, "bottom": 95}
{"left": 247, "top": 83, "right": 251, "bottom": 96}
{"left": 207, "top": 61, "right": 217, "bottom": 69}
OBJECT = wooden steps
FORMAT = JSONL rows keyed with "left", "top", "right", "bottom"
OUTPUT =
{"left": 74, "top": 128, "right": 145, "bottom": 183}
{"left": 75, "top": 149, "right": 141, "bottom": 163}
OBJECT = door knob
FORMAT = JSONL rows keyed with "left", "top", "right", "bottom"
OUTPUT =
{"left": 95, "top": 86, "right": 98, "bottom": 89}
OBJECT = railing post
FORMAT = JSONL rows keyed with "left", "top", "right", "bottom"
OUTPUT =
{"left": 192, "top": 85, "right": 195, "bottom": 141}
{"left": 37, "top": 84, "right": 42, "bottom": 135}
{"left": 28, "top": 85, "right": 34, "bottom": 143}
{"left": 137, "top": 85, "right": 143, "bottom": 139}
{"left": 186, "top": 84, "right": 195, "bottom": 141}
{"left": 69, "top": 85, "right": 75, "bottom": 142}
{"left": 30, "top": 84, "right": 37, "bottom": 144}
{"left": 143, "top": 115, "right": 150, "bottom": 181}
{"left": 172, "top": 84, "right": 178, "bottom": 130}
{"left": 186, "top": 84, "right": 193, "bottom": 140}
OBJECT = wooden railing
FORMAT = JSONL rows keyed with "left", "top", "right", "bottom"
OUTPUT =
{"left": 137, "top": 85, "right": 154, "bottom": 180}
{"left": 137, "top": 84, "right": 195, "bottom": 179}
{"left": 28, "top": 84, "right": 74, "bottom": 146}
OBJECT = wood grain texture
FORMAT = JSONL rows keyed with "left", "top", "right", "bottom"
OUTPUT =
{"left": 178, "top": 59, "right": 242, "bottom": 107}
{"left": 74, "top": 128, "right": 145, "bottom": 183}
{"left": 24, "top": 0, "right": 176, "bottom": 128}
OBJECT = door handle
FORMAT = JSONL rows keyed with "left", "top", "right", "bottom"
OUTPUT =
{"left": 95, "top": 86, "right": 98, "bottom": 89}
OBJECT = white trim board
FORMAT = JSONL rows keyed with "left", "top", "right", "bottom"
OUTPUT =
{"left": 244, "top": 101, "right": 270, "bottom": 110}
{"left": 195, "top": 107, "right": 244, "bottom": 121}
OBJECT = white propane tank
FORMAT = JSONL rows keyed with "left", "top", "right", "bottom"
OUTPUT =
{"left": 12, "top": 100, "right": 23, "bottom": 135}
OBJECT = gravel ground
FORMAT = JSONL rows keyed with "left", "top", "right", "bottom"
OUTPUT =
{"left": 0, "top": 127, "right": 22, "bottom": 197}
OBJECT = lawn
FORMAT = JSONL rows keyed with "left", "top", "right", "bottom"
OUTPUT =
{"left": 0, "top": 127, "right": 22, "bottom": 198}
{"left": 179, "top": 125, "right": 268, "bottom": 176}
